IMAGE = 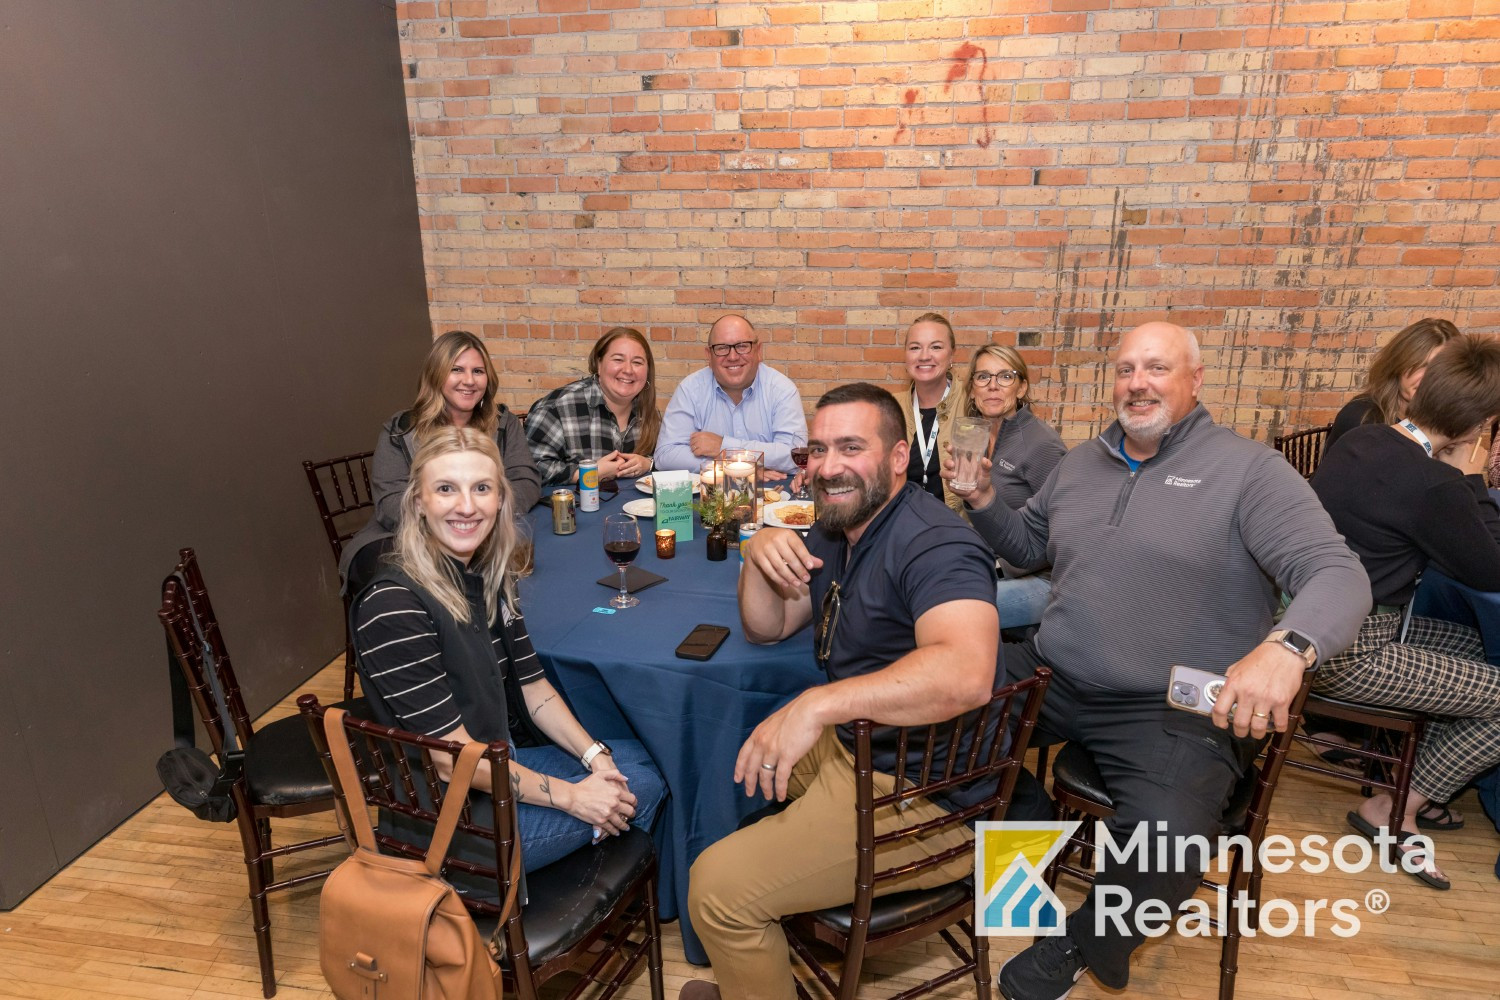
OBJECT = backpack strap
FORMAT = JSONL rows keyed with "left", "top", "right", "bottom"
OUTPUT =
{"left": 321, "top": 708, "right": 523, "bottom": 921}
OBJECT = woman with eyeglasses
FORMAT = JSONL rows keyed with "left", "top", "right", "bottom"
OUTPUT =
{"left": 525, "top": 326, "right": 661, "bottom": 487}
{"left": 941, "top": 343, "right": 1067, "bottom": 629}
{"left": 893, "top": 313, "right": 959, "bottom": 506}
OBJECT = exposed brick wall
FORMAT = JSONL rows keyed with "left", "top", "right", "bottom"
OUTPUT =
{"left": 396, "top": 0, "right": 1500, "bottom": 444}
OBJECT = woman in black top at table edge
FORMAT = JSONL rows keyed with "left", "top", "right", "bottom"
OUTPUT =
{"left": 1311, "top": 336, "right": 1500, "bottom": 889}
{"left": 340, "top": 329, "right": 542, "bottom": 595}
{"left": 1326, "top": 317, "right": 1462, "bottom": 449}
{"left": 352, "top": 426, "right": 664, "bottom": 877}
{"left": 893, "top": 312, "right": 958, "bottom": 506}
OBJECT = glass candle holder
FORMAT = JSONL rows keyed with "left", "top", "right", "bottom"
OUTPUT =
{"left": 714, "top": 448, "right": 764, "bottom": 534}
{"left": 655, "top": 529, "right": 676, "bottom": 559}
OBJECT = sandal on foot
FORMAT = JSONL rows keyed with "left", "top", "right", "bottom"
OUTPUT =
{"left": 1346, "top": 810, "right": 1450, "bottom": 891}
{"left": 1394, "top": 832, "right": 1451, "bottom": 891}
{"left": 1416, "top": 801, "right": 1464, "bottom": 831}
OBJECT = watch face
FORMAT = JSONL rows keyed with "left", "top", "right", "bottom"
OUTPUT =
{"left": 1284, "top": 631, "right": 1313, "bottom": 654}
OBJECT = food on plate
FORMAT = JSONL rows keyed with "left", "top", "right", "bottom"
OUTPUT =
{"left": 776, "top": 503, "right": 815, "bottom": 526}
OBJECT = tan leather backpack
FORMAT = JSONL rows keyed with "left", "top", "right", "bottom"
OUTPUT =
{"left": 318, "top": 708, "right": 520, "bottom": 999}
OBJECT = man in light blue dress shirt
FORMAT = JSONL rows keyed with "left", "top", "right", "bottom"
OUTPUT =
{"left": 654, "top": 314, "right": 808, "bottom": 476}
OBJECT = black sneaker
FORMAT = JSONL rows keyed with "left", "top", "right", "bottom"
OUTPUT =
{"left": 999, "top": 934, "right": 1087, "bottom": 1000}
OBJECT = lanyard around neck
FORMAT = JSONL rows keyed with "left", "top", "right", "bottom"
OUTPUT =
{"left": 912, "top": 382, "right": 950, "bottom": 482}
{"left": 1399, "top": 419, "right": 1434, "bottom": 457}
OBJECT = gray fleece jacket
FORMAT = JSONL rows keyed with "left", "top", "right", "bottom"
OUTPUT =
{"left": 968, "top": 404, "right": 1370, "bottom": 694}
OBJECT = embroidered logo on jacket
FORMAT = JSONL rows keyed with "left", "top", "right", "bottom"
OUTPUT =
{"left": 1163, "top": 475, "right": 1201, "bottom": 488}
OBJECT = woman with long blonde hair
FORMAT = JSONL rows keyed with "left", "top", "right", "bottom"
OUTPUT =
{"left": 942, "top": 342, "right": 1067, "bottom": 628}
{"left": 352, "top": 427, "right": 664, "bottom": 879}
{"left": 340, "top": 330, "right": 541, "bottom": 594}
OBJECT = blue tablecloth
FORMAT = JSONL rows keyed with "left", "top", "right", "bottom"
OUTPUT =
{"left": 1410, "top": 567, "right": 1500, "bottom": 666}
{"left": 518, "top": 489, "right": 820, "bottom": 964}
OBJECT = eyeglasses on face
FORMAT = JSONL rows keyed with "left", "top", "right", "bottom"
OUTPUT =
{"left": 816, "top": 581, "right": 842, "bottom": 667}
{"left": 972, "top": 369, "right": 1021, "bottom": 387}
{"left": 709, "top": 340, "right": 757, "bottom": 358}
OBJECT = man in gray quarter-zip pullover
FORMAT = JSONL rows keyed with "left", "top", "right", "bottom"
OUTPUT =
{"left": 963, "top": 322, "right": 1370, "bottom": 1000}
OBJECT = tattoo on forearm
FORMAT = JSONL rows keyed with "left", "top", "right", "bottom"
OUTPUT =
{"left": 510, "top": 771, "right": 524, "bottom": 803}
{"left": 538, "top": 773, "right": 554, "bottom": 806}
{"left": 533, "top": 693, "right": 558, "bottom": 715}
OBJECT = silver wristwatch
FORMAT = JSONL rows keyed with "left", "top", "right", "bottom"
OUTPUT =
{"left": 1265, "top": 629, "right": 1318, "bottom": 670}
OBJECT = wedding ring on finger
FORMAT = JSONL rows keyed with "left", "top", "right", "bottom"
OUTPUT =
{"left": 1252, "top": 711, "right": 1269, "bottom": 719}
{"left": 761, "top": 762, "right": 777, "bottom": 771}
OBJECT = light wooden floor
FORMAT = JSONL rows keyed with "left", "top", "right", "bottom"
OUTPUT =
{"left": 4, "top": 657, "right": 1498, "bottom": 999}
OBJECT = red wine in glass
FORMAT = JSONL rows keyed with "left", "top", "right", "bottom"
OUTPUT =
{"left": 791, "top": 447, "right": 811, "bottom": 500}
{"left": 603, "top": 513, "right": 642, "bottom": 608}
{"left": 605, "top": 541, "right": 639, "bottom": 565}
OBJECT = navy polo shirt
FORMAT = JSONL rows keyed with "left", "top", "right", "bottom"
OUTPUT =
{"left": 805, "top": 483, "right": 1002, "bottom": 808}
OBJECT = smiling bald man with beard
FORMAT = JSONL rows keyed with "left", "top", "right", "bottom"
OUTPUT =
{"left": 962, "top": 322, "right": 1370, "bottom": 1000}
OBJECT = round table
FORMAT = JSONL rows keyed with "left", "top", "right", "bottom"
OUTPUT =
{"left": 518, "top": 485, "right": 820, "bottom": 964}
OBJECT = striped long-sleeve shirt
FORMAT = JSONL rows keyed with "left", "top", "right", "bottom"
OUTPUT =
{"left": 354, "top": 578, "right": 544, "bottom": 739}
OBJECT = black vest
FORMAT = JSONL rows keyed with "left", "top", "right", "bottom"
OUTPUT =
{"left": 353, "top": 563, "right": 546, "bottom": 748}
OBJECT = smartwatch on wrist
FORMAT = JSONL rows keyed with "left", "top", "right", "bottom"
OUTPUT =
{"left": 1265, "top": 629, "right": 1318, "bottom": 670}
{"left": 580, "top": 740, "right": 613, "bottom": 770}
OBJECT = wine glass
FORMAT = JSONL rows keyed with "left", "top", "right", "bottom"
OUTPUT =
{"left": 791, "top": 446, "right": 811, "bottom": 500}
{"left": 603, "top": 513, "right": 642, "bottom": 609}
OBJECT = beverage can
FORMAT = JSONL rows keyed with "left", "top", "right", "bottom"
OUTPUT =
{"left": 738, "top": 522, "right": 758, "bottom": 561}
{"left": 578, "top": 462, "right": 600, "bottom": 512}
{"left": 550, "top": 489, "right": 576, "bottom": 535}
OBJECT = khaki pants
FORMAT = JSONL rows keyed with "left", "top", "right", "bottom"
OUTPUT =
{"left": 687, "top": 727, "right": 975, "bottom": 1000}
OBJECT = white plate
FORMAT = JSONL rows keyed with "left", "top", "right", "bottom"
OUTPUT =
{"left": 622, "top": 498, "right": 655, "bottom": 518}
{"left": 635, "top": 475, "right": 701, "bottom": 496}
{"left": 763, "top": 500, "right": 817, "bottom": 530}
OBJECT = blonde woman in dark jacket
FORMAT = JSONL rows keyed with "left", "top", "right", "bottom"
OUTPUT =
{"left": 340, "top": 330, "right": 541, "bottom": 594}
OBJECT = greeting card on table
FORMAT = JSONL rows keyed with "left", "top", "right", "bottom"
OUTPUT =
{"left": 654, "top": 470, "right": 694, "bottom": 543}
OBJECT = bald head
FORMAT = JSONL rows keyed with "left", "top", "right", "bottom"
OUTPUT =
{"left": 1112, "top": 321, "right": 1205, "bottom": 459}
{"left": 706, "top": 313, "right": 762, "bottom": 402}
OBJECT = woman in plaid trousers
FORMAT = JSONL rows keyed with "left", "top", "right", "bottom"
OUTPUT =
{"left": 1311, "top": 334, "right": 1500, "bottom": 891}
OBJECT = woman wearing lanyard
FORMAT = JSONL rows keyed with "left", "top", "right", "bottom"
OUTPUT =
{"left": 1310, "top": 335, "right": 1500, "bottom": 891}
{"left": 942, "top": 343, "right": 1067, "bottom": 630}
{"left": 893, "top": 313, "right": 959, "bottom": 506}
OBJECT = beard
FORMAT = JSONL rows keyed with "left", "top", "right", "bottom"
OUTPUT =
{"left": 814, "top": 457, "right": 894, "bottom": 532}
{"left": 1116, "top": 392, "right": 1173, "bottom": 448}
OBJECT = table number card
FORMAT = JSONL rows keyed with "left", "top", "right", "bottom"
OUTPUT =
{"left": 654, "top": 470, "right": 694, "bottom": 542}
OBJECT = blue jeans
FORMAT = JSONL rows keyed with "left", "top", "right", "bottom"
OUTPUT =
{"left": 511, "top": 739, "right": 666, "bottom": 871}
{"left": 383, "top": 738, "right": 666, "bottom": 899}
{"left": 995, "top": 574, "right": 1051, "bottom": 630}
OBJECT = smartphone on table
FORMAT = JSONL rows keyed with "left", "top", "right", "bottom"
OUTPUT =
{"left": 676, "top": 624, "right": 731, "bottom": 661}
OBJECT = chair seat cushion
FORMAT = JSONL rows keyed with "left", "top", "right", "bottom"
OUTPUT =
{"left": 245, "top": 697, "right": 370, "bottom": 807}
{"left": 1051, "top": 741, "right": 1113, "bottom": 811}
{"left": 1052, "top": 741, "right": 1259, "bottom": 833}
{"left": 808, "top": 878, "right": 974, "bottom": 938}
{"left": 476, "top": 826, "right": 655, "bottom": 969}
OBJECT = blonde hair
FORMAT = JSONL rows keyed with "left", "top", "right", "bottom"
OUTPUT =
{"left": 409, "top": 330, "right": 499, "bottom": 440}
{"left": 901, "top": 313, "right": 957, "bottom": 395}
{"left": 394, "top": 427, "right": 515, "bottom": 625}
{"left": 588, "top": 326, "right": 661, "bottom": 454}
{"left": 951, "top": 342, "right": 1032, "bottom": 420}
